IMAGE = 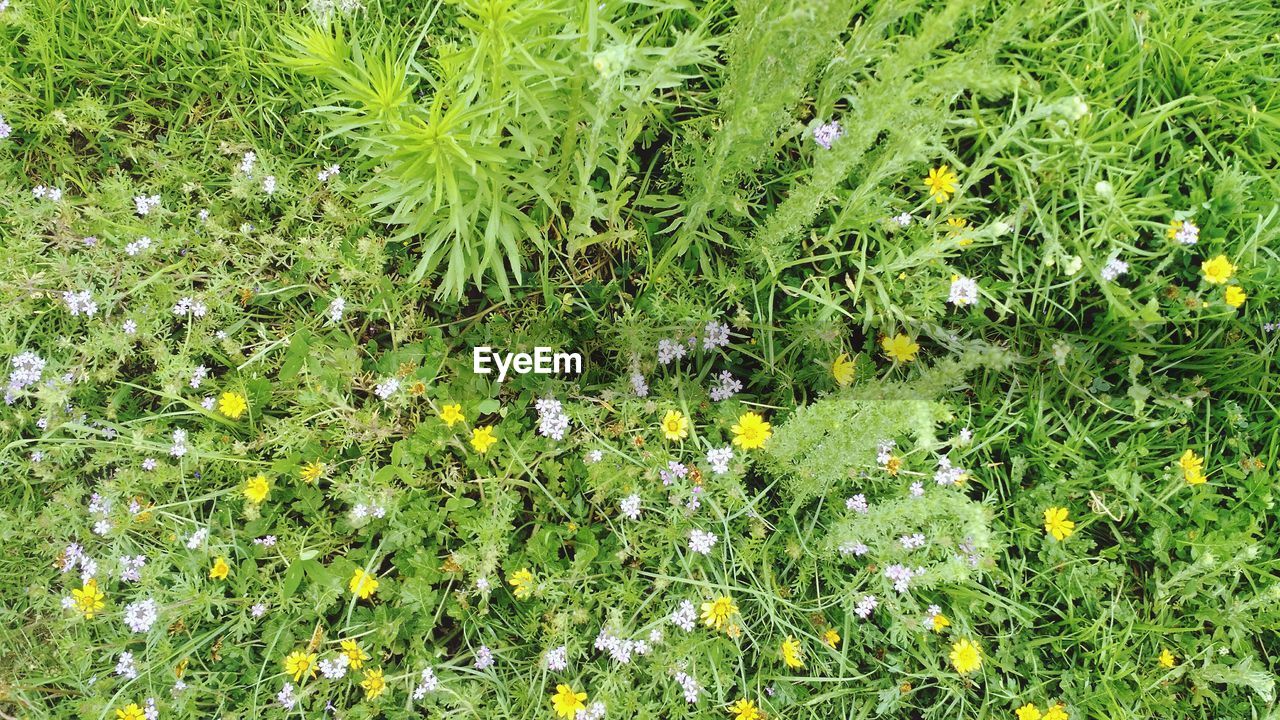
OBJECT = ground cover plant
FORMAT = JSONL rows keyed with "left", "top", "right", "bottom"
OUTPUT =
{"left": 1, "top": 0, "right": 1279, "bottom": 718}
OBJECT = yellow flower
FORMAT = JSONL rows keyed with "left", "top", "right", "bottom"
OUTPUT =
{"left": 728, "top": 698, "right": 765, "bottom": 720}
{"left": 1042, "top": 704, "right": 1069, "bottom": 720}
{"left": 217, "top": 391, "right": 248, "bottom": 419}
{"left": 341, "top": 639, "right": 369, "bottom": 670}
{"left": 930, "top": 611, "right": 951, "bottom": 632}
{"left": 1015, "top": 703, "right": 1042, "bottom": 720}
{"left": 72, "top": 578, "right": 105, "bottom": 618}
{"left": 300, "top": 461, "right": 325, "bottom": 484}
{"left": 885, "top": 455, "right": 902, "bottom": 476}
{"left": 661, "top": 410, "right": 689, "bottom": 441}
{"left": 1043, "top": 507, "right": 1075, "bottom": 541}
{"left": 439, "top": 403, "right": 464, "bottom": 427}
{"left": 701, "top": 595, "right": 738, "bottom": 631}
{"left": 551, "top": 684, "right": 588, "bottom": 719}
{"left": 1200, "top": 255, "right": 1236, "bottom": 284}
{"left": 284, "top": 650, "right": 317, "bottom": 681}
{"left": 822, "top": 627, "right": 841, "bottom": 647}
{"left": 360, "top": 668, "right": 386, "bottom": 700}
{"left": 243, "top": 474, "right": 270, "bottom": 503}
{"left": 509, "top": 568, "right": 534, "bottom": 599}
{"left": 924, "top": 164, "right": 959, "bottom": 203}
{"left": 832, "top": 353, "right": 856, "bottom": 387}
{"left": 349, "top": 568, "right": 379, "bottom": 600}
{"left": 731, "top": 412, "right": 772, "bottom": 450}
{"left": 470, "top": 425, "right": 497, "bottom": 454}
{"left": 780, "top": 636, "right": 804, "bottom": 669}
{"left": 116, "top": 704, "right": 146, "bottom": 720}
{"left": 881, "top": 333, "right": 920, "bottom": 363}
{"left": 210, "top": 557, "right": 230, "bottom": 580}
{"left": 1179, "top": 449, "right": 1206, "bottom": 485}
{"left": 949, "top": 638, "right": 982, "bottom": 674}
{"left": 1224, "top": 285, "right": 1246, "bottom": 308}
{"left": 1158, "top": 648, "right": 1176, "bottom": 668}
{"left": 1165, "top": 219, "right": 1187, "bottom": 240}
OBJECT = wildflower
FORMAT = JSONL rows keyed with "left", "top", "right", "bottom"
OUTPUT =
{"left": 703, "top": 320, "right": 731, "bottom": 349}
{"left": 900, "top": 533, "right": 926, "bottom": 550}
{"left": 318, "top": 164, "right": 341, "bottom": 182}
{"left": 552, "top": 684, "right": 588, "bottom": 719}
{"left": 349, "top": 568, "right": 379, "bottom": 599}
{"left": 910, "top": 481, "right": 925, "bottom": 497}
{"left": 884, "top": 564, "right": 920, "bottom": 593}
{"left": 244, "top": 474, "right": 270, "bottom": 503}
{"left": 72, "top": 578, "right": 105, "bottom": 618}
{"left": 1101, "top": 256, "right": 1129, "bottom": 282}
{"left": 509, "top": 568, "right": 534, "bottom": 599}
{"left": 284, "top": 650, "right": 317, "bottom": 681}
{"left": 300, "top": 461, "right": 324, "bottom": 484}
{"left": 926, "top": 606, "right": 950, "bottom": 632}
{"left": 822, "top": 628, "right": 840, "bottom": 647}
{"left": 115, "top": 652, "right": 138, "bottom": 679}
{"left": 881, "top": 333, "right": 920, "bottom": 363}
{"left": 657, "top": 338, "right": 686, "bottom": 365}
{"left": 728, "top": 698, "right": 764, "bottom": 720}
{"left": 854, "top": 595, "right": 878, "bottom": 619}
{"left": 630, "top": 371, "right": 649, "bottom": 397}
{"left": 239, "top": 151, "right": 256, "bottom": 175}
{"left": 1167, "top": 219, "right": 1199, "bottom": 245}
{"left": 341, "top": 639, "right": 368, "bottom": 670}
{"left": 832, "top": 353, "right": 856, "bottom": 386}
{"left": 326, "top": 296, "right": 345, "bottom": 323}
{"left": 1158, "top": 648, "right": 1176, "bottom": 668}
{"left": 585, "top": 449, "right": 603, "bottom": 464}
{"left": 361, "top": 668, "right": 386, "bottom": 699}
{"left": 949, "top": 638, "right": 982, "bottom": 674}
{"left": 133, "top": 194, "right": 161, "bottom": 216}
{"left": 251, "top": 603, "right": 267, "bottom": 617}
{"left": 892, "top": 212, "right": 913, "bottom": 227}
{"left": 924, "top": 164, "right": 959, "bottom": 203}
{"left": 545, "top": 645, "right": 568, "bottom": 672}
{"left": 62, "top": 289, "right": 99, "bottom": 317}
{"left": 439, "top": 403, "right": 464, "bottom": 427}
{"left": 276, "top": 682, "right": 297, "bottom": 709}
{"left": 674, "top": 671, "right": 701, "bottom": 703}
{"left": 374, "top": 377, "right": 399, "bottom": 399}
{"left": 0, "top": 112, "right": 9, "bottom": 139}
{"left": 1043, "top": 705, "right": 1069, "bottom": 720}
{"left": 688, "top": 529, "right": 718, "bottom": 555}
{"left": 780, "top": 636, "right": 804, "bottom": 669}
{"left": 217, "top": 391, "right": 248, "bottom": 419}
{"left": 1179, "top": 449, "right": 1206, "bottom": 485}
{"left": 1224, "top": 286, "right": 1246, "bottom": 308}
{"left": 185, "top": 528, "right": 208, "bottom": 549}
{"left": 700, "top": 595, "right": 737, "bottom": 631}
{"left": 948, "top": 275, "right": 979, "bottom": 307}
{"left": 1043, "top": 507, "right": 1074, "bottom": 540}
{"left": 707, "top": 446, "right": 733, "bottom": 475}
{"left": 119, "top": 555, "right": 146, "bottom": 583}
{"left": 470, "top": 425, "right": 498, "bottom": 453}
{"left": 709, "top": 370, "right": 742, "bottom": 401}
{"left": 318, "top": 653, "right": 350, "bottom": 679}
{"left": 536, "top": 397, "right": 571, "bottom": 439}
{"left": 123, "top": 598, "right": 158, "bottom": 633}
{"left": 210, "top": 557, "right": 230, "bottom": 580}
{"left": 1015, "top": 704, "right": 1042, "bottom": 720}
{"left": 731, "top": 412, "right": 771, "bottom": 450}
{"left": 116, "top": 704, "right": 146, "bottom": 720}
{"left": 813, "top": 120, "right": 843, "bottom": 149}
{"left": 413, "top": 667, "right": 439, "bottom": 699}
{"left": 474, "top": 646, "right": 493, "bottom": 670}
{"left": 1201, "top": 255, "right": 1236, "bottom": 284}
{"left": 661, "top": 410, "right": 689, "bottom": 441}
{"left": 619, "top": 494, "right": 642, "bottom": 520}
{"left": 671, "top": 600, "right": 697, "bottom": 631}
{"left": 262, "top": 175, "right": 277, "bottom": 196}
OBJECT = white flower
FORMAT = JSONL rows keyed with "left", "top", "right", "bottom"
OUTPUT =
{"left": 687, "top": 529, "right": 718, "bottom": 555}
{"left": 656, "top": 338, "right": 685, "bottom": 365}
{"left": 319, "top": 653, "right": 350, "bottom": 679}
{"left": 251, "top": 603, "right": 268, "bottom": 618}
{"left": 239, "top": 151, "right": 257, "bottom": 176}
{"left": 947, "top": 275, "right": 979, "bottom": 307}
{"left": 123, "top": 598, "right": 159, "bottom": 633}
{"left": 169, "top": 428, "right": 189, "bottom": 458}
{"left": 125, "top": 236, "right": 153, "bottom": 256}
{"left": 619, "top": 494, "right": 641, "bottom": 520}
{"left": 706, "top": 446, "right": 733, "bottom": 475}
{"left": 1174, "top": 219, "right": 1199, "bottom": 245}
{"left": 262, "top": 175, "right": 277, "bottom": 196}
{"left": 846, "top": 494, "right": 869, "bottom": 513}
{"left": 134, "top": 194, "right": 161, "bottom": 216}
{"left": 277, "top": 682, "right": 297, "bottom": 710}
{"left": 190, "top": 365, "right": 209, "bottom": 389}
{"left": 702, "top": 320, "right": 731, "bottom": 350}
{"left": 1100, "top": 256, "right": 1129, "bottom": 282}
{"left": 909, "top": 481, "right": 924, "bottom": 497}
{"left": 535, "top": 397, "right": 571, "bottom": 440}
{"left": 475, "top": 576, "right": 490, "bottom": 593}
{"left": 883, "top": 564, "right": 921, "bottom": 593}
{"left": 123, "top": 319, "right": 138, "bottom": 336}
{"left": 115, "top": 651, "right": 138, "bottom": 679}
{"left": 813, "top": 120, "right": 843, "bottom": 149}
{"left": 473, "top": 645, "right": 494, "bottom": 670}
{"left": 0, "top": 112, "right": 10, "bottom": 139}
{"left": 899, "top": 533, "right": 926, "bottom": 550}
{"left": 374, "top": 377, "right": 399, "bottom": 399}
{"left": 670, "top": 600, "right": 696, "bottom": 632}
{"left": 412, "top": 667, "right": 439, "bottom": 699}
{"left": 674, "top": 671, "right": 700, "bottom": 704}
{"left": 119, "top": 555, "right": 146, "bottom": 582}
{"left": 318, "top": 164, "right": 341, "bottom": 182}
{"left": 708, "top": 370, "right": 742, "bottom": 402}
{"left": 545, "top": 645, "right": 568, "bottom": 672}
{"left": 62, "top": 290, "right": 98, "bottom": 317}
{"left": 585, "top": 449, "right": 603, "bottom": 464}
{"left": 326, "top": 296, "right": 345, "bottom": 323}
{"left": 892, "top": 212, "right": 913, "bottom": 227}
{"left": 629, "top": 371, "right": 649, "bottom": 397}
{"left": 854, "top": 594, "right": 878, "bottom": 619}
{"left": 185, "top": 528, "right": 208, "bottom": 549}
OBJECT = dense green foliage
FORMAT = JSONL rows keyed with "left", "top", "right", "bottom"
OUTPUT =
{"left": 1, "top": 1, "right": 1278, "bottom": 719}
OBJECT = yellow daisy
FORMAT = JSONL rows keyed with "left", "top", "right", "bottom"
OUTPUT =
{"left": 470, "top": 425, "right": 498, "bottom": 454}
{"left": 217, "top": 391, "right": 248, "bottom": 419}
{"left": 881, "top": 333, "right": 920, "bottom": 363}
{"left": 661, "top": 410, "right": 689, "bottom": 441}
{"left": 731, "top": 412, "right": 772, "bottom": 450}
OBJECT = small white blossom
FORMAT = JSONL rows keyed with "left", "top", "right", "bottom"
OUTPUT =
{"left": 1101, "top": 256, "right": 1129, "bottom": 282}
{"left": 374, "top": 377, "right": 399, "bottom": 400}
{"left": 545, "top": 645, "right": 568, "bottom": 672}
{"left": 619, "top": 494, "right": 641, "bottom": 520}
{"left": 706, "top": 446, "right": 733, "bottom": 475}
{"left": 670, "top": 600, "right": 696, "bottom": 632}
{"left": 813, "top": 120, "right": 843, "bottom": 149}
{"left": 134, "top": 194, "right": 162, "bottom": 216}
{"left": 948, "top": 275, "right": 979, "bottom": 307}
{"left": 123, "top": 598, "right": 159, "bottom": 633}
{"left": 687, "top": 529, "right": 718, "bottom": 556}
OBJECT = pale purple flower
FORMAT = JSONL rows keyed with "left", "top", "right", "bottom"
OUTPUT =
{"left": 123, "top": 598, "right": 159, "bottom": 633}
{"left": 688, "top": 529, "right": 718, "bottom": 555}
{"left": 708, "top": 370, "right": 742, "bottom": 401}
{"left": 474, "top": 645, "right": 493, "bottom": 670}
{"left": 674, "top": 671, "right": 700, "bottom": 703}
{"left": 702, "top": 320, "right": 731, "bottom": 350}
{"left": 629, "top": 371, "right": 649, "bottom": 397}
{"left": 670, "top": 600, "right": 696, "bottom": 631}
{"left": 620, "top": 494, "right": 641, "bottom": 520}
{"left": 1174, "top": 219, "right": 1199, "bottom": 245}
{"left": 656, "top": 338, "right": 685, "bottom": 365}
{"left": 854, "top": 594, "right": 878, "bottom": 619}
{"left": 813, "top": 120, "right": 843, "bottom": 150}
{"left": 706, "top": 446, "right": 733, "bottom": 475}
{"left": 545, "top": 645, "right": 568, "bottom": 672}
{"left": 846, "top": 494, "right": 868, "bottom": 513}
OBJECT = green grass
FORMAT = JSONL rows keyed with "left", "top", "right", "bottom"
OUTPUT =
{"left": 1, "top": 0, "right": 1278, "bottom": 718}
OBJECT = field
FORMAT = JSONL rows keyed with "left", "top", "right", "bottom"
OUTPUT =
{"left": 1, "top": 0, "right": 1279, "bottom": 718}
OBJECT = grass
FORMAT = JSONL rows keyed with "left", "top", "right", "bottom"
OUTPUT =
{"left": 1, "top": 0, "right": 1278, "bottom": 718}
